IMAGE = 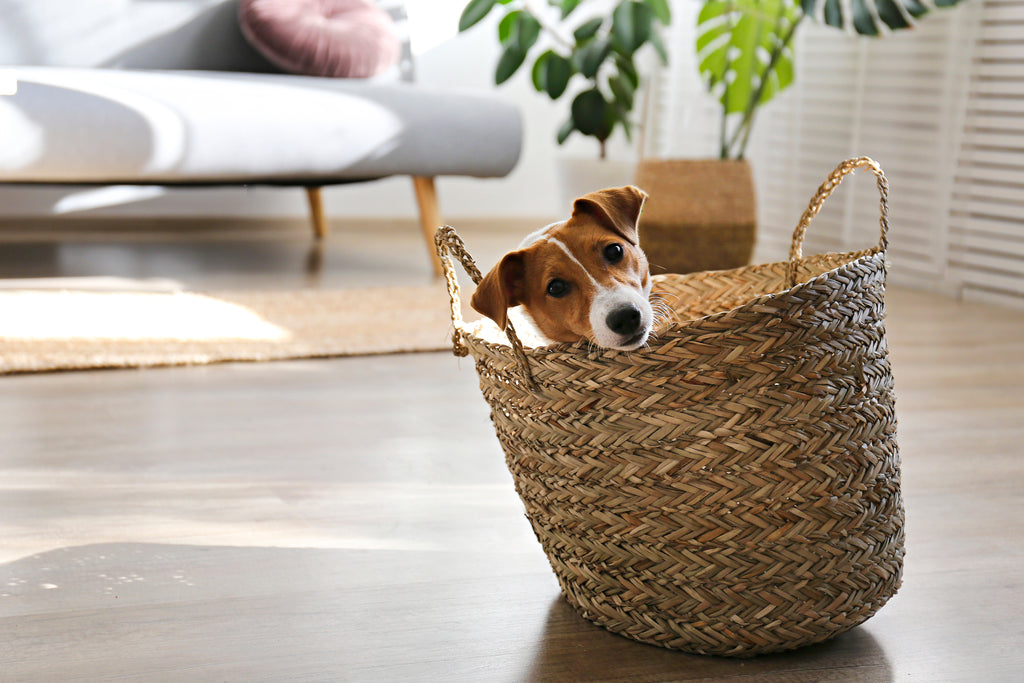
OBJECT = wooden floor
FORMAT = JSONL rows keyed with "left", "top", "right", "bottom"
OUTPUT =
{"left": 1, "top": 220, "right": 1023, "bottom": 681}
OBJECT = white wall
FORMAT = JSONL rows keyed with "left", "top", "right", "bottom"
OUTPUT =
{"left": 0, "top": 0, "right": 640, "bottom": 221}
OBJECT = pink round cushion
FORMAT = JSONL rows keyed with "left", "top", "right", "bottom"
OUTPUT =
{"left": 238, "top": 0, "right": 400, "bottom": 79}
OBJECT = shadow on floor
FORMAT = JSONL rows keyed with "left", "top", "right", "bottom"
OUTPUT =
{"left": 1, "top": 542, "right": 892, "bottom": 682}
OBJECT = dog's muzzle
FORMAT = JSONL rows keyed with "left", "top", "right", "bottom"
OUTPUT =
{"left": 591, "top": 290, "right": 652, "bottom": 351}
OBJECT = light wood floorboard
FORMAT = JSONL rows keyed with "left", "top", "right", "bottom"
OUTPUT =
{"left": 0, "top": 220, "right": 1022, "bottom": 681}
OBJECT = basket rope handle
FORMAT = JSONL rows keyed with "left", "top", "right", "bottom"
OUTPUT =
{"left": 788, "top": 156, "right": 890, "bottom": 284}
{"left": 434, "top": 225, "right": 537, "bottom": 390}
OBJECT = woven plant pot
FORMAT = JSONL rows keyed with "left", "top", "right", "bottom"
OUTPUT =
{"left": 436, "top": 157, "right": 904, "bottom": 658}
{"left": 635, "top": 158, "right": 756, "bottom": 274}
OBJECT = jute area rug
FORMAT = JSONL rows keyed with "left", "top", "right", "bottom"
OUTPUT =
{"left": 0, "top": 279, "right": 456, "bottom": 374}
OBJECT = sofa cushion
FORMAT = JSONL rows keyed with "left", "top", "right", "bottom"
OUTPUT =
{"left": 0, "top": 67, "right": 522, "bottom": 184}
{"left": 237, "top": 0, "right": 399, "bottom": 79}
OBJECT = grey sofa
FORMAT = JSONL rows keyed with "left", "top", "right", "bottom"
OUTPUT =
{"left": 0, "top": 0, "right": 523, "bottom": 275}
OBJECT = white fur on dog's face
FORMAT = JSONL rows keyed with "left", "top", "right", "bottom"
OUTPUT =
{"left": 470, "top": 186, "right": 653, "bottom": 351}
{"left": 590, "top": 279, "right": 654, "bottom": 350}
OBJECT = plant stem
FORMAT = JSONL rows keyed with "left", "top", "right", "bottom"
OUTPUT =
{"left": 719, "top": 0, "right": 739, "bottom": 159}
{"left": 735, "top": 107, "right": 757, "bottom": 159}
{"left": 523, "top": 0, "right": 574, "bottom": 50}
{"left": 724, "top": 11, "right": 804, "bottom": 159}
{"left": 720, "top": 111, "right": 729, "bottom": 160}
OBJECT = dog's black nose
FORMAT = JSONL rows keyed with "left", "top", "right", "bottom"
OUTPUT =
{"left": 607, "top": 305, "right": 641, "bottom": 336}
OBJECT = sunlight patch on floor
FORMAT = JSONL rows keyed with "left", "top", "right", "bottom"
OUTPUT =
{"left": 0, "top": 289, "right": 290, "bottom": 342}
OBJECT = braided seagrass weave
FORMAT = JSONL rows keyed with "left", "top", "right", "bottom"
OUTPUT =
{"left": 435, "top": 157, "right": 904, "bottom": 657}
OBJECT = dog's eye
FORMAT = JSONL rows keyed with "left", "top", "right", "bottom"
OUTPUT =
{"left": 603, "top": 243, "right": 624, "bottom": 264}
{"left": 546, "top": 279, "right": 571, "bottom": 298}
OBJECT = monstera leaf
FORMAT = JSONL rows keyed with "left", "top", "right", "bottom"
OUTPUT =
{"left": 697, "top": 0, "right": 801, "bottom": 117}
{"left": 801, "top": 0, "right": 966, "bottom": 36}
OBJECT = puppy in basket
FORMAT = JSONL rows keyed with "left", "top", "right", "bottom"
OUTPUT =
{"left": 471, "top": 186, "right": 655, "bottom": 351}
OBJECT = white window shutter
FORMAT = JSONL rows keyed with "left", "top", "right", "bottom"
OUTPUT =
{"left": 948, "top": 0, "right": 1024, "bottom": 308}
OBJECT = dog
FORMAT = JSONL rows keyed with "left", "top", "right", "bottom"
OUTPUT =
{"left": 471, "top": 185, "right": 654, "bottom": 351}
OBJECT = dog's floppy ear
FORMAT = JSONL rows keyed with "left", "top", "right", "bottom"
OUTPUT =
{"left": 571, "top": 185, "right": 648, "bottom": 245}
{"left": 471, "top": 251, "right": 526, "bottom": 331}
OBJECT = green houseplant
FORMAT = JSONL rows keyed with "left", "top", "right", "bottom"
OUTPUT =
{"left": 458, "top": 0, "right": 965, "bottom": 162}
{"left": 458, "top": 0, "right": 672, "bottom": 160}
{"left": 699, "top": 0, "right": 967, "bottom": 159}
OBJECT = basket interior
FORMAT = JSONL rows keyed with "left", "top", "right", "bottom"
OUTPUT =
{"left": 653, "top": 250, "right": 869, "bottom": 323}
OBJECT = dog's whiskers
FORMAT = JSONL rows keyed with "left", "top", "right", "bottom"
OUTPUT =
{"left": 649, "top": 291, "right": 677, "bottom": 331}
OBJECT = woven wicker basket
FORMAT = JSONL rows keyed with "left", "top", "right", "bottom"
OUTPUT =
{"left": 435, "top": 157, "right": 904, "bottom": 657}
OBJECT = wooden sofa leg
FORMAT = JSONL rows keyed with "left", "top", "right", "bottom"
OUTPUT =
{"left": 412, "top": 176, "right": 444, "bottom": 278}
{"left": 306, "top": 186, "right": 327, "bottom": 240}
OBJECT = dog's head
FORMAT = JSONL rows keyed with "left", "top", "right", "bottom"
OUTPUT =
{"left": 471, "top": 185, "right": 653, "bottom": 351}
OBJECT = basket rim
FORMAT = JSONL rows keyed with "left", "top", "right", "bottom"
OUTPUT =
{"left": 456, "top": 247, "right": 884, "bottom": 358}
